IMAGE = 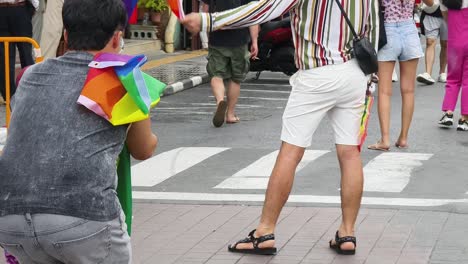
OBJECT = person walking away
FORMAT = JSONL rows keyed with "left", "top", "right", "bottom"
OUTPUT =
{"left": 200, "top": 0, "right": 259, "bottom": 127}
{"left": 416, "top": 0, "right": 448, "bottom": 85}
{"left": 368, "top": 0, "right": 433, "bottom": 151}
{"left": 40, "top": 0, "right": 63, "bottom": 59}
{"left": 437, "top": 0, "right": 468, "bottom": 130}
{"left": 0, "top": 0, "right": 158, "bottom": 263}
{"left": 182, "top": 0, "right": 378, "bottom": 255}
{"left": 0, "top": 0, "right": 38, "bottom": 103}
{"left": 32, "top": 0, "right": 46, "bottom": 43}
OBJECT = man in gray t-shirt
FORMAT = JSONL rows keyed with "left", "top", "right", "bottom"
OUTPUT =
{"left": 0, "top": 0, "right": 157, "bottom": 263}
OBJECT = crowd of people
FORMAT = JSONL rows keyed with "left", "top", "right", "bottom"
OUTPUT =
{"left": 0, "top": 0, "right": 467, "bottom": 263}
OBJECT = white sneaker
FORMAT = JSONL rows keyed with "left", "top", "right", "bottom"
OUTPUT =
{"left": 457, "top": 119, "right": 468, "bottom": 131}
{"left": 438, "top": 112, "right": 454, "bottom": 127}
{"left": 438, "top": 73, "right": 447, "bottom": 83}
{"left": 392, "top": 70, "right": 398, "bottom": 82}
{"left": 417, "top": 72, "right": 435, "bottom": 85}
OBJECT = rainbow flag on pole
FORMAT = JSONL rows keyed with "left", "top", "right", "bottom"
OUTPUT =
{"left": 358, "top": 84, "right": 375, "bottom": 152}
{"left": 168, "top": 0, "right": 185, "bottom": 19}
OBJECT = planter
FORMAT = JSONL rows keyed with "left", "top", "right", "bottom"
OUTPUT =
{"left": 151, "top": 11, "right": 162, "bottom": 24}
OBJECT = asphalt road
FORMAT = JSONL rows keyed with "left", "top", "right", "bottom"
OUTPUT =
{"left": 134, "top": 58, "right": 468, "bottom": 214}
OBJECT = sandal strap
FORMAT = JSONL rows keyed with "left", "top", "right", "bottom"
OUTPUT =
{"left": 233, "top": 229, "right": 275, "bottom": 249}
{"left": 334, "top": 231, "right": 357, "bottom": 247}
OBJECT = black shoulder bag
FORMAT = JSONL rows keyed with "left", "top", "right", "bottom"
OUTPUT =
{"left": 334, "top": 0, "right": 379, "bottom": 75}
{"left": 378, "top": 0, "right": 387, "bottom": 50}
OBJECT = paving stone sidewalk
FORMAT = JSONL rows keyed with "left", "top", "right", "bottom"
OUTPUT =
{"left": 127, "top": 203, "right": 468, "bottom": 264}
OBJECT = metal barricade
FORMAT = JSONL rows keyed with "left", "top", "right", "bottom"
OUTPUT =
{"left": 1, "top": 37, "right": 43, "bottom": 127}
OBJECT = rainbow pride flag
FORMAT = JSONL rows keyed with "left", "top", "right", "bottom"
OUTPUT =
{"left": 358, "top": 86, "right": 374, "bottom": 152}
{"left": 168, "top": 0, "right": 185, "bottom": 19}
{"left": 78, "top": 53, "right": 166, "bottom": 126}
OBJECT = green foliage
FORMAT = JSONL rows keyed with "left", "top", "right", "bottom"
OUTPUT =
{"left": 137, "top": 0, "right": 168, "bottom": 12}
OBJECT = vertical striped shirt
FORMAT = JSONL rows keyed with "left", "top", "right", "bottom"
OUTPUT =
{"left": 200, "top": 0, "right": 379, "bottom": 70}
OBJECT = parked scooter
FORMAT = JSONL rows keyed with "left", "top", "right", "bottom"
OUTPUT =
{"left": 250, "top": 18, "right": 297, "bottom": 79}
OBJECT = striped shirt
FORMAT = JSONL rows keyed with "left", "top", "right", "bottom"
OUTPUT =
{"left": 200, "top": 0, "right": 379, "bottom": 70}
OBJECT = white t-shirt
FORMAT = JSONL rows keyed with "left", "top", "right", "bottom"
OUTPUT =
{"left": 440, "top": 0, "right": 468, "bottom": 11}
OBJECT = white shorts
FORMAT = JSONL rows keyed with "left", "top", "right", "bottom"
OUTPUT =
{"left": 281, "top": 60, "right": 368, "bottom": 148}
{"left": 423, "top": 15, "right": 448, "bottom": 41}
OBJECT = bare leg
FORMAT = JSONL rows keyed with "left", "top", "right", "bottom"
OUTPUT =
{"left": 226, "top": 80, "right": 241, "bottom": 122}
{"left": 233, "top": 142, "right": 305, "bottom": 249}
{"left": 439, "top": 40, "right": 447, "bottom": 75}
{"left": 424, "top": 38, "right": 436, "bottom": 75}
{"left": 331, "top": 144, "right": 364, "bottom": 251}
{"left": 211, "top": 77, "right": 225, "bottom": 104}
{"left": 397, "top": 59, "right": 419, "bottom": 147}
{"left": 374, "top": 61, "right": 396, "bottom": 148}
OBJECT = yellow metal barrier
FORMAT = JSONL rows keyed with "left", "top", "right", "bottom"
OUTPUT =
{"left": 1, "top": 37, "right": 43, "bottom": 127}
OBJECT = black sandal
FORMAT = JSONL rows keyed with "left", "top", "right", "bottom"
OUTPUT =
{"left": 329, "top": 230, "right": 356, "bottom": 255}
{"left": 228, "top": 229, "right": 277, "bottom": 255}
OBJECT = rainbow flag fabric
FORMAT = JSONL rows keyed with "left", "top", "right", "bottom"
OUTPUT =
{"left": 78, "top": 53, "right": 166, "bottom": 126}
{"left": 358, "top": 86, "right": 374, "bottom": 152}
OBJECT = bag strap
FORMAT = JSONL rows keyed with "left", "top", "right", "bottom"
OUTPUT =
{"left": 333, "top": 0, "right": 359, "bottom": 39}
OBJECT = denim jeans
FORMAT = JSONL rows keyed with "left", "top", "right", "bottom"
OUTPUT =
{"left": 0, "top": 212, "right": 131, "bottom": 264}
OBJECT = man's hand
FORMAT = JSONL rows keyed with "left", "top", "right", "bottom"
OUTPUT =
{"left": 250, "top": 42, "right": 259, "bottom": 59}
{"left": 181, "top": 13, "right": 202, "bottom": 34}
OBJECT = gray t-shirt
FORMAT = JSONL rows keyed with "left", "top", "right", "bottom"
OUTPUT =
{"left": 0, "top": 51, "right": 128, "bottom": 221}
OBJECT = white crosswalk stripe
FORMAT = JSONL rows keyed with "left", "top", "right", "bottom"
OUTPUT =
{"left": 0, "top": 127, "right": 6, "bottom": 152}
{"left": 132, "top": 147, "right": 229, "bottom": 187}
{"left": 131, "top": 148, "right": 435, "bottom": 193}
{"left": 363, "top": 153, "right": 433, "bottom": 192}
{"left": 214, "top": 150, "right": 330, "bottom": 189}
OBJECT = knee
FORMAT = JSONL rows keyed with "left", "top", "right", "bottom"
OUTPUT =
{"left": 426, "top": 38, "right": 436, "bottom": 47}
{"left": 440, "top": 41, "right": 448, "bottom": 50}
{"left": 336, "top": 146, "right": 360, "bottom": 161}
{"left": 400, "top": 84, "right": 415, "bottom": 95}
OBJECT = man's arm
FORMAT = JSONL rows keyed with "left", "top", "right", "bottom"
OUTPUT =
{"left": 126, "top": 119, "right": 158, "bottom": 160}
{"left": 440, "top": 3, "right": 448, "bottom": 21}
{"left": 249, "top": 25, "right": 260, "bottom": 59}
{"left": 182, "top": 0, "right": 298, "bottom": 34}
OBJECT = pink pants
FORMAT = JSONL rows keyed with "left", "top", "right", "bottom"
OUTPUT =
{"left": 442, "top": 8, "right": 468, "bottom": 115}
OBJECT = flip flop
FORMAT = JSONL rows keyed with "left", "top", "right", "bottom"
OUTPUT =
{"left": 367, "top": 142, "right": 390, "bottom": 151}
{"left": 228, "top": 229, "right": 277, "bottom": 255}
{"left": 212, "top": 101, "right": 227, "bottom": 127}
{"left": 395, "top": 143, "right": 408, "bottom": 149}
{"left": 226, "top": 116, "right": 240, "bottom": 124}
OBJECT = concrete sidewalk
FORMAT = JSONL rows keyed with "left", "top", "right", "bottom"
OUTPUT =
{"left": 1, "top": 203, "right": 466, "bottom": 264}
{"left": 127, "top": 203, "right": 467, "bottom": 264}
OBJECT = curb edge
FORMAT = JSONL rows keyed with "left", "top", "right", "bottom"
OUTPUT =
{"left": 162, "top": 74, "right": 210, "bottom": 97}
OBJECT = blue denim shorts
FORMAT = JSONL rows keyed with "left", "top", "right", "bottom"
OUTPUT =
{"left": 378, "top": 20, "right": 424, "bottom": 62}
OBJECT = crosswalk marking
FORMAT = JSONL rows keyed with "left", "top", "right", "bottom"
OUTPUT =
{"left": 209, "top": 96, "right": 288, "bottom": 101}
{"left": 241, "top": 89, "right": 291, "bottom": 94}
{"left": 0, "top": 128, "right": 6, "bottom": 152}
{"left": 214, "top": 150, "right": 330, "bottom": 189}
{"left": 133, "top": 191, "right": 468, "bottom": 207}
{"left": 363, "top": 153, "right": 433, "bottom": 193}
{"left": 132, "top": 147, "right": 229, "bottom": 187}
